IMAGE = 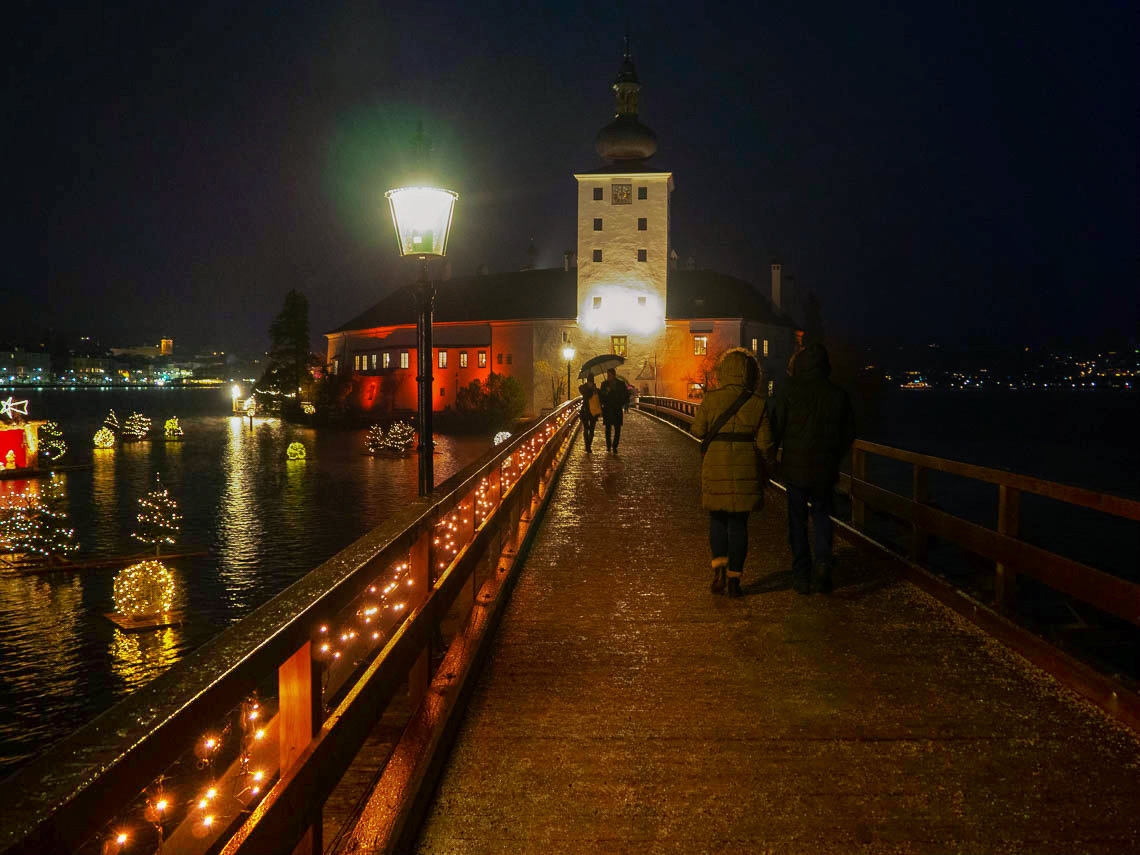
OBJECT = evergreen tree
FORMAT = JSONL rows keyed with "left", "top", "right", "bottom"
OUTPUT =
{"left": 261, "top": 290, "right": 311, "bottom": 396}
{"left": 1, "top": 476, "right": 78, "bottom": 563}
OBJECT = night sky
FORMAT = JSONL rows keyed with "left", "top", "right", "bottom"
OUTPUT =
{"left": 4, "top": 0, "right": 1136, "bottom": 354}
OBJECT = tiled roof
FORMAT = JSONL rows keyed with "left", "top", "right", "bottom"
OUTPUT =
{"left": 328, "top": 267, "right": 797, "bottom": 334}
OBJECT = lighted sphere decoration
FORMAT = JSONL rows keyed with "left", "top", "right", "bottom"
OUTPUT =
{"left": 39, "top": 421, "right": 67, "bottom": 462}
{"left": 286, "top": 441, "right": 307, "bottom": 461}
{"left": 382, "top": 421, "right": 417, "bottom": 452}
{"left": 385, "top": 187, "right": 458, "bottom": 257}
{"left": 123, "top": 412, "right": 152, "bottom": 440}
{"left": 113, "top": 560, "right": 176, "bottom": 616}
{"left": 163, "top": 416, "right": 184, "bottom": 440}
{"left": 93, "top": 427, "right": 116, "bottom": 449}
{"left": 493, "top": 431, "right": 512, "bottom": 446}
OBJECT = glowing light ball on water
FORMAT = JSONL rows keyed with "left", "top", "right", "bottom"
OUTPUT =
{"left": 164, "top": 416, "right": 184, "bottom": 439}
{"left": 93, "top": 427, "right": 116, "bottom": 448}
{"left": 286, "top": 442, "right": 307, "bottom": 460}
{"left": 113, "top": 560, "right": 176, "bottom": 616}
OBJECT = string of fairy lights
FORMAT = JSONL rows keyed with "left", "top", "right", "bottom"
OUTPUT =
{"left": 365, "top": 420, "right": 417, "bottom": 455}
{"left": 0, "top": 473, "right": 78, "bottom": 560}
{"left": 132, "top": 475, "right": 182, "bottom": 556}
{"left": 88, "top": 403, "right": 579, "bottom": 855}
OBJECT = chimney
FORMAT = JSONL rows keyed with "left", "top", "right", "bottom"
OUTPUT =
{"left": 563, "top": 250, "right": 575, "bottom": 271}
{"left": 771, "top": 261, "right": 782, "bottom": 310}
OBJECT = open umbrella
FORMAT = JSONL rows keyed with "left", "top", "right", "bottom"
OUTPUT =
{"left": 577, "top": 354, "right": 625, "bottom": 379}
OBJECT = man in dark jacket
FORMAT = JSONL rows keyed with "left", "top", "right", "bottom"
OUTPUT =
{"left": 600, "top": 368, "right": 630, "bottom": 454}
{"left": 770, "top": 342, "right": 855, "bottom": 594}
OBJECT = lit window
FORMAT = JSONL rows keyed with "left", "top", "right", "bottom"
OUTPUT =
{"left": 592, "top": 249, "right": 602, "bottom": 262}
{"left": 637, "top": 217, "right": 647, "bottom": 231}
{"left": 768, "top": 380, "right": 775, "bottom": 396}
{"left": 593, "top": 187, "right": 603, "bottom": 200}
{"left": 611, "top": 336, "right": 627, "bottom": 357}
{"left": 438, "top": 350, "right": 447, "bottom": 369}
{"left": 763, "top": 339, "right": 769, "bottom": 356}
{"left": 751, "top": 337, "right": 758, "bottom": 354}
{"left": 497, "top": 353, "right": 503, "bottom": 365}
{"left": 637, "top": 249, "right": 647, "bottom": 262}
{"left": 370, "top": 353, "right": 377, "bottom": 369}
{"left": 593, "top": 218, "right": 602, "bottom": 231}
{"left": 400, "top": 352, "right": 409, "bottom": 369}
{"left": 688, "top": 382, "right": 704, "bottom": 400}
{"left": 354, "top": 355, "right": 360, "bottom": 370}
{"left": 383, "top": 352, "right": 390, "bottom": 368}
{"left": 637, "top": 186, "right": 647, "bottom": 200}
{"left": 637, "top": 296, "right": 646, "bottom": 306}
{"left": 460, "top": 351, "right": 468, "bottom": 368}
{"left": 478, "top": 351, "right": 487, "bottom": 367}
{"left": 593, "top": 296, "right": 602, "bottom": 309}
{"left": 693, "top": 335, "right": 708, "bottom": 355}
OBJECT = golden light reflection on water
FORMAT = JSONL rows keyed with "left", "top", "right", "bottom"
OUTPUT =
{"left": 110, "top": 627, "right": 181, "bottom": 691}
{"left": 0, "top": 575, "right": 84, "bottom": 697}
{"left": 91, "top": 447, "right": 117, "bottom": 553}
{"left": 216, "top": 417, "right": 268, "bottom": 612}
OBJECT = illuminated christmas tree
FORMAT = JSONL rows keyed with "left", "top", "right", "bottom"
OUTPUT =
{"left": 382, "top": 421, "right": 417, "bottom": 452}
{"left": 104, "top": 410, "right": 120, "bottom": 433}
{"left": 38, "top": 421, "right": 67, "bottom": 462}
{"left": 0, "top": 475, "right": 78, "bottom": 563}
{"left": 133, "top": 475, "right": 181, "bottom": 556}
{"left": 163, "top": 417, "right": 184, "bottom": 440}
{"left": 123, "top": 412, "right": 152, "bottom": 440}
{"left": 365, "top": 424, "right": 385, "bottom": 455}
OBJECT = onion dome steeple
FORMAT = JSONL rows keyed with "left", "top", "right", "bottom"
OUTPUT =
{"left": 594, "top": 35, "right": 658, "bottom": 162}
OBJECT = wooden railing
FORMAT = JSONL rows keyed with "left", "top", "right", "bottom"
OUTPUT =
{"left": 0, "top": 401, "right": 580, "bottom": 855}
{"left": 637, "top": 395, "right": 1140, "bottom": 625}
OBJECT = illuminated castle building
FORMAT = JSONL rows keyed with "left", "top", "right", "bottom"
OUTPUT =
{"left": 326, "top": 44, "right": 797, "bottom": 416}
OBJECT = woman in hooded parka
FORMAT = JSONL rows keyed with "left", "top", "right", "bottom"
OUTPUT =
{"left": 690, "top": 348, "right": 776, "bottom": 597}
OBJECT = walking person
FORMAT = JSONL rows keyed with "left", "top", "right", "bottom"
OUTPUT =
{"left": 578, "top": 375, "right": 601, "bottom": 453}
{"left": 770, "top": 342, "right": 855, "bottom": 595}
{"left": 691, "top": 349, "right": 775, "bottom": 597}
{"left": 600, "top": 367, "right": 630, "bottom": 454}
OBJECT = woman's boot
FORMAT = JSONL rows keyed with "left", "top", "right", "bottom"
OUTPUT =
{"left": 710, "top": 558, "right": 728, "bottom": 594}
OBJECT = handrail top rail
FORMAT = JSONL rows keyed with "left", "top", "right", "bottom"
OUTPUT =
{"left": 0, "top": 399, "right": 579, "bottom": 852}
{"left": 638, "top": 396, "right": 1139, "bottom": 522}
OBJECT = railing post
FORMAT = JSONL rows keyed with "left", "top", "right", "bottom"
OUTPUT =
{"left": 278, "top": 642, "right": 322, "bottom": 855}
{"left": 408, "top": 526, "right": 431, "bottom": 704}
{"left": 912, "top": 464, "right": 929, "bottom": 564}
{"left": 851, "top": 447, "right": 867, "bottom": 528}
{"left": 996, "top": 485, "right": 1021, "bottom": 609}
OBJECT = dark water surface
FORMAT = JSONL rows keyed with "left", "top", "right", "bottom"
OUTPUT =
{"left": 0, "top": 389, "right": 491, "bottom": 776}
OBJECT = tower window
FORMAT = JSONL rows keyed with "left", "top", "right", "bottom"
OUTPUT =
{"left": 611, "top": 336, "right": 627, "bottom": 357}
{"left": 637, "top": 217, "right": 647, "bottom": 231}
{"left": 593, "top": 296, "right": 602, "bottom": 309}
{"left": 593, "top": 187, "right": 603, "bottom": 200}
{"left": 637, "top": 186, "right": 647, "bottom": 200}
{"left": 637, "top": 249, "right": 647, "bottom": 262}
{"left": 592, "top": 249, "right": 602, "bottom": 262}
{"left": 693, "top": 335, "right": 708, "bottom": 356}
{"left": 611, "top": 184, "right": 632, "bottom": 205}
{"left": 593, "top": 218, "right": 603, "bottom": 231}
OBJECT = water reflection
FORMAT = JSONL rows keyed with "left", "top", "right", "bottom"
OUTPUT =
{"left": 216, "top": 417, "right": 266, "bottom": 613}
{"left": 110, "top": 627, "right": 182, "bottom": 691}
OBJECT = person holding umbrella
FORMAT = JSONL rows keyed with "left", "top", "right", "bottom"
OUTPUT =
{"left": 600, "top": 367, "right": 630, "bottom": 453}
{"left": 577, "top": 374, "right": 602, "bottom": 453}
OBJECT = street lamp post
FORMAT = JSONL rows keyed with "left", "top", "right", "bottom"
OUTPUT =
{"left": 385, "top": 185, "right": 458, "bottom": 497}
{"left": 562, "top": 345, "right": 576, "bottom": 402}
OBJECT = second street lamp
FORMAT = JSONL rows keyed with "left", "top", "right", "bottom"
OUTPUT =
{"left": 562, "top": 345, "right": 576, "bottom": 402}
{"left": 385, "top": 184, "right": 458, "bottom": 497}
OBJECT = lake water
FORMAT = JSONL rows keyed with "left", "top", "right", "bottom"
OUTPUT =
{"left": 0, "top": 388, "right": 492, "bottom": 777}
{"left": 0, "top": 387, "right": 1136, "bottom": 778}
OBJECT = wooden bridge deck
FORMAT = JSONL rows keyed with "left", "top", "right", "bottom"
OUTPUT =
{"left": 412, "top": 412, "right": 1139, "bottom": 854}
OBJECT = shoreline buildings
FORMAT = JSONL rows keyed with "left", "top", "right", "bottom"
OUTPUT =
{"left": 326, "top": 45, "right": 799, "bottom": 416}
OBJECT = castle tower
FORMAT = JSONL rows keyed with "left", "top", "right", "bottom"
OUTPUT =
{"left": 573, "top": 39, "right": 673, "bottom": 363}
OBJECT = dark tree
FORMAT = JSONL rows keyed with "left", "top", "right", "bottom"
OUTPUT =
{"left": 261, "top": 290, "right": 311, "bottom": 395}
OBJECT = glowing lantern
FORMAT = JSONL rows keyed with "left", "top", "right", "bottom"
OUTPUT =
{"left": 385, "top": 187, "right": 458, "bottom": 257}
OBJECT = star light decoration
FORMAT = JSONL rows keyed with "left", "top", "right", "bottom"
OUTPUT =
{"left": 133, "top": 475, "right": 181, "bottom": 556}
{"left": 97, "top": 406, "right": 582, "bottom": 853}
{"left": 0, "top": 397, "right": 29, "bottom": 420}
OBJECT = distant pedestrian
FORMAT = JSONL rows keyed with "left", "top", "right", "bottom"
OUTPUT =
{"left": 770, "top": 342, "right": 855, "bottom": 594}
{"left": 600, "top": 368, "right": 630, "bottom": 453}
{"left": 578, "top": 376, "right": 601, "bottom": 453}
{"left": 691, "top": 349, "right": 775, "bottom": 597}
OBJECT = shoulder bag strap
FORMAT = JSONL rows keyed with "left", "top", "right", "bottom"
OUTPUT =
{"left": 700, "top": 389, "right": 753, "bottom": 455}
